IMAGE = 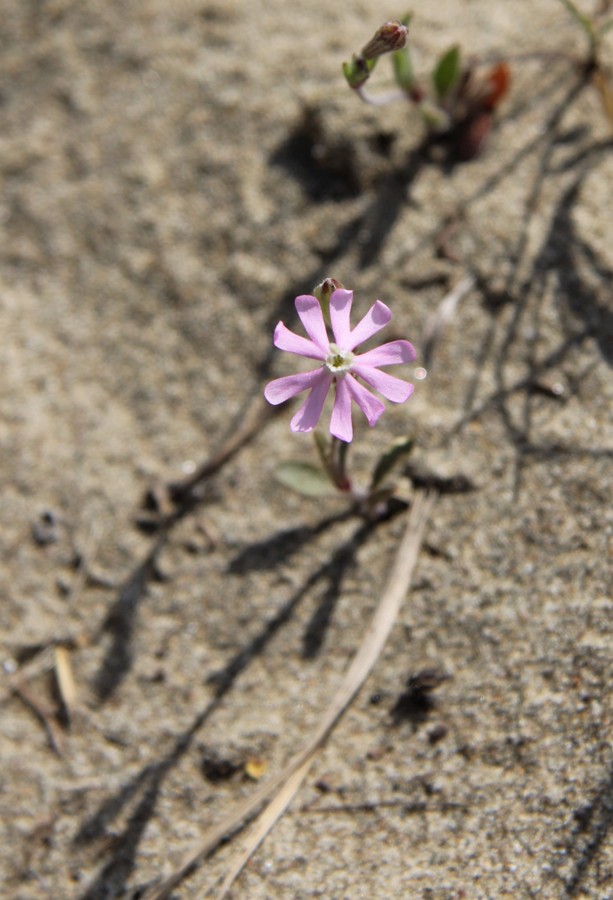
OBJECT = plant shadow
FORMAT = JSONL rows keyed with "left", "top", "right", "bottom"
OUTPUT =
{"left": 75, "top": 514, "right": 384, "bottom": 898}
{"left": 227, "top": 508, "right": 352, "bottom": 575}
{"left": 560, "top": 762, "right": 613, "bottom": 897}
{"left": 443, "top": 79, "right": 613, "bottom": 495}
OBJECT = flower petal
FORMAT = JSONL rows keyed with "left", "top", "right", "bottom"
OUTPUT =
{"left": 330, "top": 289, "right": 353, "bottom": 347}
{"left": 290, "top": 372, "right": 332, "bottom": 432}
{"left": 295, "top": 295, "right": 330, "bottom": 354}
{"left": 352, "top": 365, "right": 414, "bottom": 403}
{"left": 354, "top": 339, "right": 416, "bottom": 367}
{"left": 273, "top": 322, "right": 326, "bottom": 360}
{"left": 346, "top": 300, "right": 392, "bottom": 350}
{"left": 330, "top": 376, "right": 353, "bottom": 442}
{"left": 264, "top": 368, "right": 327, "bottom": 405}
{"left": 345, "top": 374, "right": 386, "bottom": 426}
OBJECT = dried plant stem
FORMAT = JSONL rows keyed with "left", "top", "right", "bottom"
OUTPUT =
{"left": 9, "top": 680, "right": 64, "bottom": 756}
{"left": 421, "top": 273, "right": 475, "bottom": 369}
{"left": 217, "top": 755, "right": 315, "bottom": 899}
{"left": 168, "top": 396, "right": 278, "bottom": 505}
{"left": 145, "top": 489, "right": 435, "bottom": 900}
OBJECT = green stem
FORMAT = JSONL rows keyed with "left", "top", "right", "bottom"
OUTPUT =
{"left": 331, "top": 436, "right": 352, "bottom": 492}
{"left": 556, "top": 0, "right": 599, "bottom": 63}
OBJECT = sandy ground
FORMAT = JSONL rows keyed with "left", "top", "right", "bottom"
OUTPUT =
{"left": 1, "top": 1, "right": 612, "bottom": 898}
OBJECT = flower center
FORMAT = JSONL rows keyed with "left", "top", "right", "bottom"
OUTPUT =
{"left": 325, "top": 343, "right": 355, "bottom": 374}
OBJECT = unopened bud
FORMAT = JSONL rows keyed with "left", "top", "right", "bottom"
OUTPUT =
{"left": 361, "top": 21, "right": 408, "bottom": 61}
{"left": 313, "top": 277, "right": 344, "bottom": 304}
{"left": 313, "top": 278, "right": 344, "bottom": 327}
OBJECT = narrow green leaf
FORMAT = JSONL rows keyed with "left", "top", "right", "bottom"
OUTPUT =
{"left": 275, "top": 462, "right": 337, "bottom": 498}
{"left": 557, "top": 0, "right": 596, "bottom": 42}
{"left": 598, "top": 17, "right": 613, "bottom": 37}
{"left": 370, "top": 436, "right": 414, "bottom": 490}
{"left": 433, "top": 45, "right": 461, "bottom": 101}
{"left": 392, "top": 46, "right": 416, "bottom": 91}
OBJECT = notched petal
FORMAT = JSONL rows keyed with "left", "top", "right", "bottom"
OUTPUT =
{"left": 330, "top": 377, "right": 353, "bottom": 442}
{"left": 347, "top": 300, "right": 392, "bottom": 350}
{"left": 295, "top": 295, "right": 329, "bottom": 353}
{"left": 345, "top": 374, "right": 386, "bottom": 426}
{"left": 353, "top": 365, "right": 414, "bottom": 403}
{"left": 330, "top": 289, "right": 353, "bottom": 347}
{"left": 264, "top": 368, "right": 327, "bottom": 405}
{"left": 355, "top": 339, "right": 416, "bottom": 367}
{"left": 273, "top": 321, "right": 327, "bottom": 360}
{"left": 291, "top": 373, "right": 333, "bottom": 432}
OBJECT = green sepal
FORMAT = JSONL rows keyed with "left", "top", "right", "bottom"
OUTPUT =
{"left": 343, "top": 54, "right": 377, "bottom": 89}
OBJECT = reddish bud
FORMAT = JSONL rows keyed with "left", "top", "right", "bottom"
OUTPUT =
{"left": 313, "top": 278, "right": 344, "bottom": 304}
{"left": 361, "top": 21, "right": 408, "bottom": 61}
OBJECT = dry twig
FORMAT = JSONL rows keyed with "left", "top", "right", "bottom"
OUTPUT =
{"left": 145, "top": 489, "right": 435, "bottom": 899}
{"left": 421, "top": 274, "right": 475, "bottom": 369}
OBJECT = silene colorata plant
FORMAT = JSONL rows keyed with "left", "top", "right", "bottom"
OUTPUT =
{"left": 264, "top": 278, "right": 426, "bottom": 518}
{"left": 343, "top": 16, "right": 511, "bottom": 160}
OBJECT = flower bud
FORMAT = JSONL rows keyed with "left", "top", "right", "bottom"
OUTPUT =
{"left": 313, "top": 277, "right": 344, "bottom": 304}
{"left": 313, "top": 277, "right": 344, "bottom": 328}
{"left": 361, "top": 21, "right": 408, "bottom": 61}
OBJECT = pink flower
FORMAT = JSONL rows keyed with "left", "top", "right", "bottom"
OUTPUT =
{"left": 264, "top": 289, "right": 416, "bottom": 442}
